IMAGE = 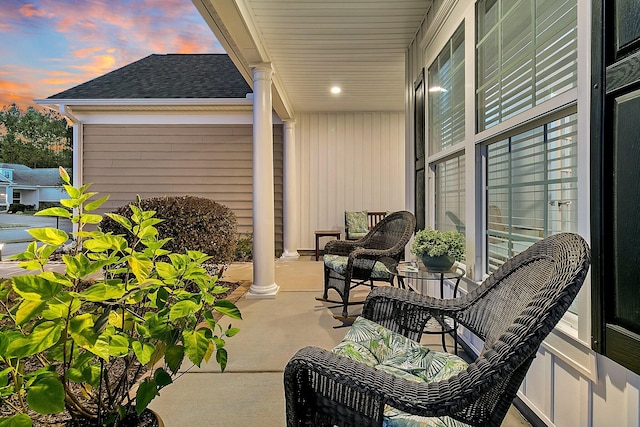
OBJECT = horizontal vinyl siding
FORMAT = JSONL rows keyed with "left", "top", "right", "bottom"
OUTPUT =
{"left": 296, "top": 112, "right": 406, "bottom": 249}
{"left": 82, "top": 124, "right": 283, "bottom": 254}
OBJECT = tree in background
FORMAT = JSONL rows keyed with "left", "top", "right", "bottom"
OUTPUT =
{"left": 0, "top": 104, "right": 72, "bottom": 168}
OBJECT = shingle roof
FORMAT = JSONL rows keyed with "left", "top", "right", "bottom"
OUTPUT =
{"left": 0, "top": 164, "right": 60, "bottom": 187}
{"left": 46, "top": 54, "right": 252, "bottom": 100}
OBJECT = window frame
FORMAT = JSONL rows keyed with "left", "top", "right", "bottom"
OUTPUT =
{"left": 418, "top": 0, "right": 593, "bottom": 381}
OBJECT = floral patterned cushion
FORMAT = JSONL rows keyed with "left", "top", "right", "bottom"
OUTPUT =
{"left": 323, "top": 254, "right": 391, "bottom": 279}
{"left": 346, "top": 210, "right": 369, "bottom": 234}
{"left": 348, "top": 231, "right": 368, "bottom": 239}
{"left": 332, "top": 317, "right": 470, "bottom": 427}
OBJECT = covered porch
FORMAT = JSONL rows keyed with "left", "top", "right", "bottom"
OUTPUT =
{"left": 189, "top": 1, "right": 639, "bottom": 426}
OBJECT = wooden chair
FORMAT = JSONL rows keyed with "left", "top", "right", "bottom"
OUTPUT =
{"left": 345, "top": 211, "right": 389, "bottom": 240}
{"left": 286, "top": 233, "right": 590, "bottom": 427}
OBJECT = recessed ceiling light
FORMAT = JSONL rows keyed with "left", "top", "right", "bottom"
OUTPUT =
{"left": 330, "top": 86, "right": 341, "bottom": 94}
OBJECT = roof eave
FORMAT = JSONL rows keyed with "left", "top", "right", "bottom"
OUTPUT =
{"left": 35, "top": 98, "right": 253, "bottom": 107}
{"left": 192, "top": 0, "right": 295, "bottom": 120}
{"left": 35, "top": 98, "right": 255, "bottom": 120}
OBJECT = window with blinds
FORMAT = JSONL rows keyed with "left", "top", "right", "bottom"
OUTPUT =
{"left": 476, "top": 0, "right": 577, "bottom": 132}
{"left": 486, "top": 113, "right": 578, "bottom": 274}
{"left": 428, "top": 23, "right": 465, "bottom": 155}
{"left": 435, "top": 155, "right": 466, "bottom": 261}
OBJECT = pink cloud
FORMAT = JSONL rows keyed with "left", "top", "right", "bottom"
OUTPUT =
{"left": 19, "top": 3, "right": 52, "bottom": 19}
{"left": 72, "top": 47, "right": 106, "bottom": 59}
{"left": 1, "top": 0, "right": 222, "bottom": 110}
{"left": 0, "top": 79, "right": 40, "bottom": 110}
{"left": 79, "top": 55, "right": 117, "bottom": 75}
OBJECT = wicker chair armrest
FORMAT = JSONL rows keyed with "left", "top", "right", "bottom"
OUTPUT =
{"left": 324, "top": 239, "right": 361, "bottom": 256}
{"left": 347, "top": 247, "right": 389, "bottom": 262}
{"left": 362, "top": 286, "right": 473, "bottom": 338}
{"left": 284, "top": 346, "right": 484, "bottom": 425}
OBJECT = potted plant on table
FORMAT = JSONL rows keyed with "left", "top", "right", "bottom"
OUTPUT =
{"left": 0, "top": 167, "right": 241, "bottom": 426}
{"left": 410, "top": 227, "right": 465, "bottom": 272}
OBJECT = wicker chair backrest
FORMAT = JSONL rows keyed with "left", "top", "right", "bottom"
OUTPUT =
{"left": 360, "top": 211, "right": 416, "bottom": 257}
{"left": 456, "top": 233, "right": 589, "bottom": 356}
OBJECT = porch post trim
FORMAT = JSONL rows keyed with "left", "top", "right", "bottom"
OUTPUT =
{"left": 281, "top": 119, "right": 300, "bottom": 259}
{"left": 247, "top": 62, "right": 280, "bottom": 299}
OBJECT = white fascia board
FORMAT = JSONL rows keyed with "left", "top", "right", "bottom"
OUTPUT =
{"left": 34, "top": 98, "right": 253, "bottom": 107}
{"left": 34, "top": 98, "right": 257, "bottom": 125}
{"left": 71, "top": 111, "right": 283, "bottom": 125}
{"left": 73, "top": 110, "right": 255, "bottom": 125}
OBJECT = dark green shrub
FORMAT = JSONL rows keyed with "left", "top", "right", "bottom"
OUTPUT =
{"left": 8, "top": 203, "right": 35, "bottom": 213}
{"left": 234, "top": 233, "right": 253, "bottom": 261}
{"left": 100, "top": 195, "right": 238, "bottom": 264}
{"left": 38, "top": 201, "right": 64, "bottom": 211}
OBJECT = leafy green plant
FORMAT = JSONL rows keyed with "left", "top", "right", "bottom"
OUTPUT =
{"left": 233, "top": 233, "right": 253, "bottom": 262}
{"left": 410, "top": 227, "right": 465, "bottom": 261}
{"left": 0, "top": 167, "right": 241, "bottom": 426}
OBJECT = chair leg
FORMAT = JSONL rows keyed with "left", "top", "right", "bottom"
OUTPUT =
{"left": 322, "top": 265, "right": 329, "bottom": 300}
{"left": 340, "top": 277, "right": 354, "bottom": 320}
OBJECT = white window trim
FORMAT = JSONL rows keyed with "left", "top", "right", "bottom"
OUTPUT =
{"left": 417, "top": 0, "right": 596, "bottom": 380}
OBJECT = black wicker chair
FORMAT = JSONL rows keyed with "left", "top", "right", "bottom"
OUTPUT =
{"left": 317, "top": 211, "right": 416, "bottom": 322}
{"left": 286, "top": 232, "right": 590, "bottom": 427}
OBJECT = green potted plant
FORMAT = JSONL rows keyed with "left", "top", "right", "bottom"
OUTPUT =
{"left": 0, "top": 167, "right": 241, "bottom": 426}
{"left": 410, "top": 227, "right": 465, "bottom": 272}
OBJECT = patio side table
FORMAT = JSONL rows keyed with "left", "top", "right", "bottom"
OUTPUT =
{"left": 314, "top": 230, "right": 341, "bottom": 261}
{"left": 389, "top": 263, "right": 464, "bottom": 354}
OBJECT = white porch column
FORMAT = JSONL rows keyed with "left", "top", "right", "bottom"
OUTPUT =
{"left": 247, "top": 63, "right": 279, "bottom": 299}
{"left": 281, "top": 119, "right": 300, "bottom": 259}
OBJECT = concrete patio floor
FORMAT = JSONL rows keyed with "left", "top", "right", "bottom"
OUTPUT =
{"left": 148, "top": 257, "right": 532, "bottom": 427}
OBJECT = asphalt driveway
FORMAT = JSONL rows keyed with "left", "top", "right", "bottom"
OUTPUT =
{"left": 0, "top": 212, "right": 72, "bottom": 259}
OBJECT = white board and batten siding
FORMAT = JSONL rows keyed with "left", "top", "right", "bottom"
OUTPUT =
{"left": 82, "top": 124, "right": 284, "bottom": 253}
{"left": 296, "top": 112, "right": 406, "bottom": 249}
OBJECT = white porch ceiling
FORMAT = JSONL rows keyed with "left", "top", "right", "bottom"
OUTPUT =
{"left": 194, "top": 0, "right": 432, "bottom": 118}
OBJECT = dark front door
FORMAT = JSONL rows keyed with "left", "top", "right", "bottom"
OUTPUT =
{"left": 592, "top": 0, "right": 640, "bottom": 374}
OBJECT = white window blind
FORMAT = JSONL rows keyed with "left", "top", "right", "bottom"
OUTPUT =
{"left": 428, "top": 23, "right": 465, "bottom": 155}
{"left": 486, "top": 113, "right": 578, "bottom": 274}
{"left": 476, "top": 0, "right": 577, "bottom": 131}
{"left": 435, "top": 155, "right": 466, "bottom": 260}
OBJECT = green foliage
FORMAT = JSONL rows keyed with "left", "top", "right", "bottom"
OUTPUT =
{"left": 234, "top": 233, "right": 253, "bottom": 261}
{"left": 36, "top": 202, "right": 65, "bottom": 211}
{"left": 410, "top": 227, "right": 465, "bottom": 261}
{"left": 0, "top": 168, "right": 241, "bottom": 425}
{"left": 100, "top": 196, "right": 238, "bottom": 266}
{"left": 0, "top": 104, "right": 72, "bottom": 168}
{"left": 7, "top": 204, "right": 34, "bottom": 213}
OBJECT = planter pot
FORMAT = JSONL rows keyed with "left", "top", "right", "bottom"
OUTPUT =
{"left": 118, "top": 409, "right": 164, "bottom": 427}
{"left": 420, "top": 254, "right": 455, "bottom": 272}
{"left": 75, "top": 409, "right": 164, "bottom": 427}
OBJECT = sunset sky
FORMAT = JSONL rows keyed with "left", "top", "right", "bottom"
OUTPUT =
{"left": 0, "top": 0, "right": 224, "bottom": 110}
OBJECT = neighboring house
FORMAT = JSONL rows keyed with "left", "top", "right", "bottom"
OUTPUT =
{"left": 0, "top": 163, "right": 66, "bottom": 211}
{"left": 38, "top": 53, "right": 285, "bottom": 249}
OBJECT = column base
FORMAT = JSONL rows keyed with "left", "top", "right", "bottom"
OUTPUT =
{"left": 245, "top": 283, "right": 280, "bottom": 299}
{"left": 280, "top": 250, "right": 300, "bottom": 259}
